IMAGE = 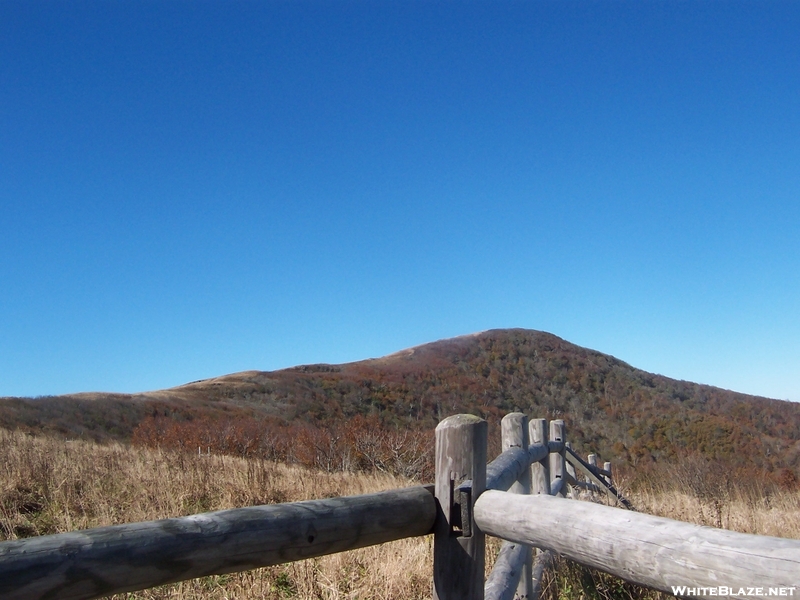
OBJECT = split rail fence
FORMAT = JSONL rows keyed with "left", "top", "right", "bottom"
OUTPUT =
{"left": 0, "top": 413, "right": 798, "bottom": 600}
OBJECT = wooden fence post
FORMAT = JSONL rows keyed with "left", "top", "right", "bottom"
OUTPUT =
{"left": 434, "top": 414, "right": 487, "bottom": 600}
{"left": 588, "top": 454, "right": 597, "bottom": 497}
{"left": 549, "top": 420, "right": 566, "bottom": 498}
{"left": 501, "top": 413, "right": 532, "bottom": 600}
{"left": 529, "top": 419, "right": 549, "bottom": 496}
{"left": 529, "top": 418, "right": 553, "bottom": 598}
{"left": 603, "top": 461, "right": 612, "bottom": 486}
{"left": 565, "top": 442, "right": 576, "bottom": 496}
{"left": 501, "top": 413, "right": 530, "bottom": 494}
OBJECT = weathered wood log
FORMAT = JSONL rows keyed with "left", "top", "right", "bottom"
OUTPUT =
{"left": 548, "top": 420, "right": 566, "bottom": 498}
{"left": 484, "top": 444, "right": 548, "bottom": 493}
{"left": 500, "top": 413, "right": 532, "bottom": 600}
{"left": 474, "top": 492, "right": 800, "bottom": 598}
{"left": 486, "top": 447, "right": 531, "bottom": 492}
{"left": 565, "top": 442, "right": 577, "bottom": 494}
{"left": 527, "top": 443, "right": 548, "bottom": 466}
{"left": 546, "top": 440, "right": 564, "bottom": 453}
{"left": 501, "top": 413, "right": 530, "bottom": 495}
{"left": 529, "top": 419, "right": 550, "bottom": 496}
{"left": 585, "top": 453, "right": 598, "bottom": 497}
{"left": 484, "top": 541, "right": 526, "bottom": 600}
{"left": 568, "top": 479, "right": 601, "bottom": 493}
{"left": 585, "top": 454, "right": 612, "bottom": 479}
{"left": 549, "top": 478, "right": 564, "bottom": 499}
{"left": 531, "top": 443, "right": 548, "bottom": 462}
{"left": 434, "top": 414, "right": 487, "bottom": 600}
{"left": 0, "top": 486, "right": 436, "bottom": 600}
{"left": 531, "top": 549, "right": 554, "bottom": 600}
{"left": 563, "top": 447, "right": 632, "bottom": 509}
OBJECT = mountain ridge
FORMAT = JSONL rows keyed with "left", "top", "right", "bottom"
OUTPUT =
{"left": 2, "top": 329, "right": 798, "bottom": 481}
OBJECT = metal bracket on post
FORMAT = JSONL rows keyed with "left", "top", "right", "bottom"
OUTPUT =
{"left": 454, "top": 480, "right": 473, "bottom": 537}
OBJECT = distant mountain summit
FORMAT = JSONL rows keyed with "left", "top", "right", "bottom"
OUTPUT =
{"left": 2, "top": 329, "right": 798, "bottom": 479}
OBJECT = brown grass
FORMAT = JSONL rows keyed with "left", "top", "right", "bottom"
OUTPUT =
{"left": 0, "top": 429, "right": 431, "bottom": 599}
{"left": 1, "top": 428, "right": 798, "bottom": 600}
{"left": 617, "top": 458, "right": 800, "bottom": 537}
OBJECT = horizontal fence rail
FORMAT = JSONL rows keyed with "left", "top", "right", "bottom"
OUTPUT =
{"left": 484, "top": 442, "right": 550, "bottom": 492}
{"left": 474, "top": 491, "right": 800, "bottom": 596}
{"left": 0, "top": 485, "right": 436, "bottom": 600}
{"left": 563, "top": 446, "right": 632, "bottom": 509}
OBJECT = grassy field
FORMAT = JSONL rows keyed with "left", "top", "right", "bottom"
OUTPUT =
{"left": 1, "top": 428, "right": 797, "bottom": 600}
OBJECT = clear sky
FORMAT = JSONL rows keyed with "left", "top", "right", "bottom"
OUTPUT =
{"left": 2, "top": 1, "right": 799, "bottom": 401}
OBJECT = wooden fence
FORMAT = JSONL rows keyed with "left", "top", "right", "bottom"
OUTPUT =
{"left": 0, "top": 413, "right": 798, "bottom": 600}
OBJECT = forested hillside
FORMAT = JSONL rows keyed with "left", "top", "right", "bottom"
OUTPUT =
{"left": 2, "top": 329, "right": 798, "bottom": 485}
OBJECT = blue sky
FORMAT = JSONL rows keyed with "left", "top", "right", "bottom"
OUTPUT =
{"left": 2, "top": 1, "right": 799, "bottom": 401}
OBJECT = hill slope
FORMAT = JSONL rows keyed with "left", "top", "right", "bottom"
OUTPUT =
{"left": 2, "top": 329, "right": 798, "bottom": 479}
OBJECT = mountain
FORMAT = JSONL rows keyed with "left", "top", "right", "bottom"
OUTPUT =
{"left": 2, "top": 329, "right": 798, "bottom": 482}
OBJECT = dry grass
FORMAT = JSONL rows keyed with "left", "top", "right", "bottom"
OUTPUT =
{"left": 627, "top": 486, "right": 800, "bottom": 538}
{"left": 0, "top": 429, "right": 431, "bottom": 599}
{"left": 1, "top": 428, "right": 798, "bottom": 600}
{"left": 616, "top": 459, "right": 800, "bottom": 538}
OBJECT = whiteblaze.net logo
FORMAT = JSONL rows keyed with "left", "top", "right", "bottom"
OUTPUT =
{"left": 671, "top": 587, "right": 797, "bottom": 597}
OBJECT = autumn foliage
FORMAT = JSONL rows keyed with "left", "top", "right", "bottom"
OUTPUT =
{"left": 131, "top": 414, "right": 433, "bottom": 481}
{"left": 4, "top": 329, "right": 799, "bottom": 488}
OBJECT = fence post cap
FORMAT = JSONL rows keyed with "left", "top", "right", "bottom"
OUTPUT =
{"left": 502, "top": 411, "right": 526, "bottom": 419}
{"left": 436, "top": 414, "right": 484, "bottom": 430}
